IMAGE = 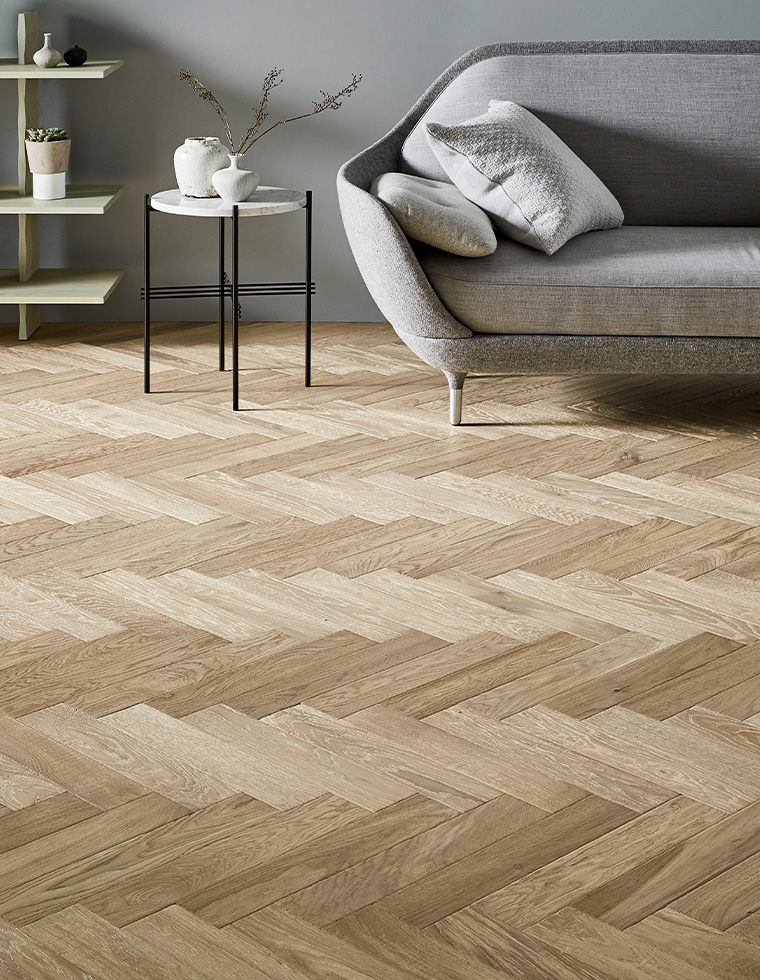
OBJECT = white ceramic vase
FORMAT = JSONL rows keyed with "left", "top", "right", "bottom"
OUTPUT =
{"left": 33, "top": 34, "right": 62, "bottom": 69}
{"left": 212, "top": 155, "right": 260, "bottom": 203}
{"left": 174, "top": 137, "right": 229, "bottom": 198}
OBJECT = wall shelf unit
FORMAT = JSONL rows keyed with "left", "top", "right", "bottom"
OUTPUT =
{"left": 6, "top": 11, "right": 124, "bottom": 339}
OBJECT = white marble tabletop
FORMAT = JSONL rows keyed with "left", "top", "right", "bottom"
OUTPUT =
{"left": 151, "top": 187, "right": 307, "bottom": 218}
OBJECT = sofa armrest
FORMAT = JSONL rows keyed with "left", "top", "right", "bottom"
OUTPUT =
{"left": 337, "top": 144, "right": 473, "bottom": 341}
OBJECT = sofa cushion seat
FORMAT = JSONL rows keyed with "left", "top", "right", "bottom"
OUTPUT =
{"left": 415, "top": 225, "right": 760, "bottom": 337}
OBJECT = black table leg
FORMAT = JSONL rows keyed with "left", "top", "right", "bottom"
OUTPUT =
{"left": 218, "top": 216, "right": 225, "bottom": 372}
{"left": 144, "top": 193, "right": 151, "bottom": 393}
{"left": 305, "top": 189, "right": 312, "bottom": 387}
{"left": 232, "top": 204, "right": 240, "bottom": 411}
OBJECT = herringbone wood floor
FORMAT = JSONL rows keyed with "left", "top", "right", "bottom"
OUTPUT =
{"left": 1, "top": 318, "right": 760, "bottom": 979}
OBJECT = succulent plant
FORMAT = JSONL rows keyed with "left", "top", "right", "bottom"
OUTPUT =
{"left": 26, "top": 127, "right": 68, "bottom": 142}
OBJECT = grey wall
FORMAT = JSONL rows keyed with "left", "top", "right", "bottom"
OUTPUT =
{"left": 2, "top": 0, "right": 760, "bottom": 325}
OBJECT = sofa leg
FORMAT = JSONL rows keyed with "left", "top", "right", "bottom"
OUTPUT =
{"left": 445, "top": 372, "right": 466, "bottom": 425}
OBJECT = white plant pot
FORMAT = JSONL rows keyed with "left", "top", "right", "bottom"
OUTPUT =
{"left": 174, "top": 137, "right": 229, "bottom": 198}
{"left": 211, "top": 154, "right": 260, "bottom": 203}
{"left": 33, "top": 33, "right": 62, "bottom": 69}
{"left": 33, "top": 172, "right": 66, "bottom": 200}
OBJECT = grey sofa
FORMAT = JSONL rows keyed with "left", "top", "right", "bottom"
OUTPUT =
{"left": 337, "top": 41, "right": 760, "bottom": 424}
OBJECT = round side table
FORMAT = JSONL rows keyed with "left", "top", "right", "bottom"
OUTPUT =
{"left": 143, "top": 187, "right": 313, "bottom": 410}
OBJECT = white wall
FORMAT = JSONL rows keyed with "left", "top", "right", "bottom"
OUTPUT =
{"left": 2, "top": 0, "right": 760, "bottom": 324}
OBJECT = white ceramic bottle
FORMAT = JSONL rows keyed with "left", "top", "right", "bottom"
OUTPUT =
{"left": 173, "top": 137, "right": 230, "bottom": 198}
{"left": 211, "top": 155, "right": 260, "bottom": 203}
{"left": 33, "top": 34, "right": 62, "bottom": 69}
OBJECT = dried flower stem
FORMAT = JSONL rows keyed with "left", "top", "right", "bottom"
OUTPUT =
{"left": 179, "top": 68, "right": 363, "bottom": 157}
{"left": 178, "top": 70, "right": 234, "bottom": 148}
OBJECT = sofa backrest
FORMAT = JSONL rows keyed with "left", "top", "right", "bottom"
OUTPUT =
{"left": 399, "top": 45, "right": 760, "bottom": 226}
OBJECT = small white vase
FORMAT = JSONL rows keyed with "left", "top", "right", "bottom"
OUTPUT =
{"left": 174, "top": 137, "right": 230, "bottom": 198}
{"left": 33, "top": 34, "right": 62, "bottom": 69}
{"left": 212, "top": 155, "right": 260, "bottom": 203}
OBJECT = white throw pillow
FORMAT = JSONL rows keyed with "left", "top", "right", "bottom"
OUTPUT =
{"left": 370, "top": 172, "right": 497, "bottom": 257}
{"left": 425, "top": 101, "right": 624, "bottom": 255}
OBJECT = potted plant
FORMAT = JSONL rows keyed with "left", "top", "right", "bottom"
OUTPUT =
{"left": 25, "top": 127, "right": 71, "bottom": 200}
{"left": 177, "top": 67, "right": 362, "bottom": 203}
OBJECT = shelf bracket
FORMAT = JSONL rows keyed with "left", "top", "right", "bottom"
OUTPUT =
{"left": 17, "top": 10, "right": 41, "bottom": 340}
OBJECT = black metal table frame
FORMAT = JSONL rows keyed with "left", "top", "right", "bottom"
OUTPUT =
{"left": 142, "top": 190, "right": 313, "bottom": 410}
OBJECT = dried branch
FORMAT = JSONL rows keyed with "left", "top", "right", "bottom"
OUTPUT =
{"left": 179, "top": 69, "right": 234, "bottom": 148}
{"left": 234, "top": 67, "right": 284, "bottom": 154}
{"left": 179, "top": 68, "right": 363, "bottom": 157}
{"left": 240, "top": 73, "right": 363, "bottom": 154}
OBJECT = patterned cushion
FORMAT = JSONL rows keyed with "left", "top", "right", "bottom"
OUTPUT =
{"left": 370, "top": 172, "right": 497, "bottom": 257}
{"left": 425, "top": 100, "right": 624, "bottom": 254}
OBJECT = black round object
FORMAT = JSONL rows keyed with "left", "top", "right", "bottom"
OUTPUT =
{"left": 63, "top": 44, "right": 87, "bottom": 67}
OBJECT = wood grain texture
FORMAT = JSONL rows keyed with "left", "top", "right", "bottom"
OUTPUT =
{"left": 2, "top": 319, "right": 760, "bottom": 977}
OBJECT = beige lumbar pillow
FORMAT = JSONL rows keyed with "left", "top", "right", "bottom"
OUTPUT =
{"left": 425, "top": 100, "right": 624, "bottom": 255}
{"left": 370, "top": 172, "right": 497, "bottom": 257}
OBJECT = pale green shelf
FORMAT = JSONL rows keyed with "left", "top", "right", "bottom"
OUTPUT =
{"left": 0, "top": 185, "right": 124, "bottom": 215}
{"left": 0, "top": 269, "right": 124, "bottom": 304}
{"left": 0, "top": 59, "right": 123, "bottom": 79}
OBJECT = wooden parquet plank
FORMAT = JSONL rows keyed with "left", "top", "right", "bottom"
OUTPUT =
{"left": 278, "top": 791, "right": 550, "bottom": 926}
{"left": 0, "top": 795, "right": 99, "bottom": 856}
{"left": 571, "top": 799, "right": 760, "bottom": 928}
{"left": 671, "top": 706, "right": 760, "bottom": 754}
{"left": 22, "top": 703, "right": 246, "bottom": 810}
{"left": 230, "top": 906, "right": 410, "bottom": 980}
{"left": 0, "top": 753, "right": 65, "bottom": 811}
{"left": 383, "top": 632, "right": 591, "bottom": 718}
{"left": 349, "top": 705, "right": 589, "bottom": 812}
{"left": 459, "top": 634, "right": 666, "bottom": 718}
{"left": 542, "top": 633, "right": 741, "bottom": 719}
{"left": 454, "top": 516, "right": 624, "bottom": 581}
{"left": 262, "top": 704, "right": 499, "bottom": 812}
{"left": 0, "top": 915, "right": 92, "bottom": 980}
{"left": 369, "top": 797, "right": 635, "bottom": 928}
{"left": 587, "top": 518, "right": 745, "bottom": 579}
{"left": 0, "top": 793, "right": 190, "bottom": 921}
{"left": 85, "top": 795, "right": 360, "bottom": 928}
{"left": 23, "top": 906, "right": 186, "bottom": 980}
{"left": 655, "top": 524, "right": 760, "bottom": 579}
{"left": 626, "top": 908, "right": 760, "bottom": 980}
{"left": 2, "top": 794, "right": 274, "bottom": 928}
{"left": 697, "top": 673, "right": 760, "bottom": 720}
{"left": 305, "top": 633, "right": 508, "bottom": 719}
{"left": 328, "top": 905, "right": 526, "bottom": 980}
{"left": 527, "top": 908, "right": 718, "bottom": 980}
{"left": 669, "top": 848, "right": 760, "bottom": 930}
{"left": 124, "top": 904, "right": 307, "bottom": 980}
{"left": 727, "top": 908, "right": 760, "bottom": 947}
{"left": 489, "top": 569, "right": 698, "bottom": 643}
{"left": 429, "top": 906, "right": 610, "bottom": 980}
{"left": 2, "top": 321, "right": 760, "bottom": 977}
{"left": 0, "top": 627, "right": 225, "bottom": 718}
{"left": 0, "top": 711, "right": 147, "bottom": 809}
{"left": 427, "top": 708, "right": 675, "bottom": 812}
{"left": 184, "top": 704, "right": 414, "bottom": 811}
{"left": 509, "top": 705, "right": 756, "bottom": 812}
{"left": 609, "top": 644, "right": 760, "bottom": 719}
{"left": 476, "top": 796, "right": 721, "bottom": 927}
{"left": 187, "top": 794, "right": 452, "bottom": 927}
